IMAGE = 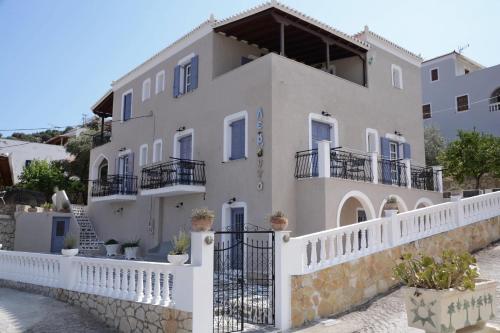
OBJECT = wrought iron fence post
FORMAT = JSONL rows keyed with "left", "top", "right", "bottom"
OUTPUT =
{"left": 274, "top": 230, "right": 292, "bottom": 331}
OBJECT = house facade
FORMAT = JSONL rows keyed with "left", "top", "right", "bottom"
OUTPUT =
{"left": 0, "top": 139, "right": 70, "bottom": 187}
{"left": 421, "top": 51, "right": 500, "bottom": 141}
{"left": 88, "top": 3, "right": 443, "bottom": 255}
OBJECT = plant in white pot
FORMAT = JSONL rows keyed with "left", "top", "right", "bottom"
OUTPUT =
{"left": 104, "top": 239, "right": 120, "bottom": 257}
{"left": 168, "top": 230, "right": 190, "bottom": 265}
{"left": 122, "top": 239, "right": 140, "bottom": 260}
{"left": 61, "top": 235, "right": 79, "bottom": 256}
{"left": 191, "top": 208, "right": 215, "bottom": 232}
{"left": 393, "top": 251, "right": 497, "bottom": 333}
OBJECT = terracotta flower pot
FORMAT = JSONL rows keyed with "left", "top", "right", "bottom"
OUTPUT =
{"left": 271, "top": 217, "right": 288, "bottom": 231}
{"left": 28, "top": 207, "right": 37, "bottom": 212}
{"left": 192, "top": 218, "right": 214, "bottom": 232}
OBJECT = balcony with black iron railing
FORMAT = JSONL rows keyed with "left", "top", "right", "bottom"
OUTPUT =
{"left": 294, "top": 144, "right": 442, "bottom": 192}
{"left": 92, "top": 131, "right": 111, "bottom": 148}
{"left": 140, "top": 157, "right": 206, "bottom": 197}
{"left": 90, "top": 174, "right": 137, "bottom": 202}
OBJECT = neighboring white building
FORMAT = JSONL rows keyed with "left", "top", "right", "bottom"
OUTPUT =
{"left": 0, "top": 139, "right": 70, "bottom": 186}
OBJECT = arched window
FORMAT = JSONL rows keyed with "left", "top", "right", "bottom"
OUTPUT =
{"left": 490, "top": 88, "right": 500, "bottom": 112}
{"left": 98, "top": 159, "right": 108, "bottom": 181}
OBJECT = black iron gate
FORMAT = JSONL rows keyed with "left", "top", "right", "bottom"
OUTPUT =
{"left": 213, "top": 226, "right": 275, "bottom": 332}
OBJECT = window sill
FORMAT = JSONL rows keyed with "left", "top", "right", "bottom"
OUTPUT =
{"left": 223, "top": 157, "right": 248, "bottom": 163}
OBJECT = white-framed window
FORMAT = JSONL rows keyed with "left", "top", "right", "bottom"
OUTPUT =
{"left": 142, "top": 78, "right": 151, "bottom": 101}
{"left": 155, "top": 70, "right": 165, "bottom": 94}
{"left": 430, "top": 68, "right": 439, "bottom": 82}
{"left": 422, "top": 104, "right": 432, "bottom": 119}
{"left": 173, "top": 128, "right": 194, "bottom": 160}
{"left": 174, "top": 53, "right": 198, "bottom": 97}
{"left": 152, "top": 139, "right": 163, "bottom": 163}
{"left": 456, "top": 94, "right": 470, "bottom": 112}
{"left": 223, "top": 111, "right": 248, "bottom": 162}
{"left": 139, "top": 144, "right": 148, "bottom": 166}
{"left": 308, "top": 113, "right": 339, "bottom": 150}
{"left": 121, "top": 89, "right": 133, "bottom": 121}
{"left": 365, "top": 128, "right": 379, "bottom": 153}
{"left": 391, "top": 64, "right": 403, "bottom": 89}
{"left": 183, "top": 63, "right": 192, "bottom": 93}
{"left": 356, "top": 208, "right": 367, "bottom": 223}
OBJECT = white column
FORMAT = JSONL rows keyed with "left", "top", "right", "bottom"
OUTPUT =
{"left": 371, "top": 152, "right": 378, "bottom": 184}
{"left": 189, "top": 231, "right": 214, "bottom": 333}
{"left": 59, "top": 256, "right": 77, "bottom": 290}
{"left": 386, "top": 210, "right": 400, "bottom": 247}
{"left": 432, "top": 166, "right": 443, "bottom": 193}
{"left": 317, "top": 140, "right": 331, "bottom": 178}
{"left": 404, "top": 159, "right": 411, "bottom": 189}
{"left": 275, "top": 230, "right": 292, "bottom": 331}
{"left": 451, "top": 195, "right": 464, "bottom": 226}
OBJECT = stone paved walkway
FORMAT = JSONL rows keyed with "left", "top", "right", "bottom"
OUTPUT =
{"left": 292, "top": 242, "right": 500, "bottom": 333}
{"left": 0, "top": 288, "right": 115, "bottom": 333}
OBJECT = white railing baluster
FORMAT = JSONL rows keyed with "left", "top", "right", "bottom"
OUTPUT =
{"left": 136, "top": 269, "right": 144, "bottom": 302}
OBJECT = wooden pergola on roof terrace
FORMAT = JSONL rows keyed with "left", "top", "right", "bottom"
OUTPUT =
{"left": 92, "top": 90, "right": 113, "bottom": 118}
{"left": 214, "top": 7, "right": 368, "bottom": 71}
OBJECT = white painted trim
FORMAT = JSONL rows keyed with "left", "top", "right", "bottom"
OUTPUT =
{"left": 112, "top": 21, "right": 212, "bottom": 90}
{"left": 336, "top": 191, "right": 376, "bottom": 228}
{"left": 177, "top": 52, "right": 196, "bottom": 66}
{"left": 120, "top": 89, "right": 133, "bottom": 122}
{"left": 384, "top": 133, "right": 406, "bottom": 143}
{"left": 223, "top": 111, "right": 248, "bottom": 162}
{"left": 152, "top": 139, "right": 163, "bottom": 163}
{"left": 91, "top": 153, "right": 109, "bottom": 180}
{"left": 173, "top": 128, "right": 194, "bottom": 159}
{"left": 455, "top": 93, "right": 470, "bottom": 113}
{"left": 155, "top": 70, "right": 165, "bottom": 94}
{"left": 221, "top": 201, "right": 248, "bottom": 233}
{"left": 90, "top": 194, "right": 136, "bottom": 203}
{"left": 429, "top": 67, "right": 439, "bottom": 82}
{"left": 140, "top": 185, "right": 205, "bottom": 197}
{"left": 378, "top": 194, "right": 409, "bottom": 217}
{"left": 391, "top": 64, "right": 403, "bottom": 89}
{"left": 414, "top": 198, "right": 433, "bottom": 210}
{"left": 360, "top": 32, "right": 421, "bottom": 67}
{"left": 118, "top": 149, "right": 132, "bottom": 157}
{"left": 139, "top": 144, "right": 148, "bottom": 166}
{"left": 365, "top": 128, "right": 379, "bottom": 153}
{"left": 142, "top": 78, "right": 151, "bottom": 101}
{"left": 308, "top": 113, "right": 339, "bottom": 150}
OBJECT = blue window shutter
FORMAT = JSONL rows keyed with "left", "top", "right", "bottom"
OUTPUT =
{"left": 230, "top": 119, "right": 245, "bottom": 160}
{"left": 123, "top": 93, "right": 132, "bottom": 121}
{"left": 191, "top": 55, "right": 199, "bottom": 90}
{"left": 380, "top": 137, "right": 391, "bottom": 184}
{"left": 128, "top": 153, "right": 134, "bottom": 175}
{"left": 173, "top": 65, "right": 181, "bottom": 97}
{"left": 403, "top": 143, "right": 411, "bottom": 159}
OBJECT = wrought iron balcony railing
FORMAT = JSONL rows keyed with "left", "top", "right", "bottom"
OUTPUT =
{"left": 294, "top": 149, "right": 318, "bottom": 178}
{"left": 411, "top": 165, "right": 435, "bottom": 191}
{"left": 90, "top": 175, "right": 138, "bottom": 197}
{"left": 330, "top": 149, "right": 372, "bottom": 182}
{"left": 92, "top": 131, "right": 111, "bottom": 148}
{"left": 140, "top": 158, "right": 206, "bottom": 190}
{"left": 378, "top": 159, "right": 408, "bottom": 187}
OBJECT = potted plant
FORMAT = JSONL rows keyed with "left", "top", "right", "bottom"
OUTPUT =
{"left": 191, "top": 208, "right": 215, "bottom": 232}
{"left": 60, "top": 201, "right": 71, "bottom": 213}
{"left": 270, "top": 211, "right": 288, "bottom": 231}
{"left": 104, "top": 239, "right": 120, "bottom": 257}
{"left": 42, "top": 202, "right": 53, "bottom": 212}
{"left": 28, "top": 201, "right": 38, "bottom": 212}
{"left": 61, "top": 235, "right": 79, "bottom": 256}
{"left": 393, "top": 251, "right": 497, "bottom": 333}
{"left": 168, "top": 230, "right": 190, "bottom": 265}
{"left": 384, "top": 196, "right": 399, "bottom": 211}
{"left": 122, "top": 239, "right": 140, "bottom": 260}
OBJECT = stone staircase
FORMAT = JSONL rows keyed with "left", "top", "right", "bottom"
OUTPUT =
{"left": 71, "top": 205, "right": 103, "bottom": 255}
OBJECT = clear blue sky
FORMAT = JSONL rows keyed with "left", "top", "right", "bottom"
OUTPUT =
{"left": 1, "top": 0, "right": 499, "bottom": 136}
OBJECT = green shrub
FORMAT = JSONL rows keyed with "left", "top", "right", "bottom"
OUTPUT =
{"left": 122, "top": 239, "right": 140, "bottom": 249}
{"left": 104, "top": 239, "right": 118, "bottom": 245}
{"left": 63, "top": 235, "right": 78, "bottom": 249}
{"left": 393, "top": 250, "right": 479, "bottom": 291}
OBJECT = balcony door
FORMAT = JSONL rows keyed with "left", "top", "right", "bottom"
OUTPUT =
{"left": 117, "top": 153, "right": 133, "bottom": 194}
{"left": 389, "top": 142, "right": 399, "bottom": 184}
{"left": 178, "top": 135, "right": 193, "bottom": 184}
{"left": 311, "top": 121, "right": 331, "bottom": 176}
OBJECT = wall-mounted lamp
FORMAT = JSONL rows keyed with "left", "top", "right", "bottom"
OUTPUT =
{"left": 227, "top": 197, "right": 236, "bottom": 205}
{"left": 114, "top": 207, "right": 124, "bottom": 214}
{"left": 175, "top": 202, "right": 184, "bottom": 208}
{"left": 118, "top": 147, "right": 126, "bottom": 152}
{"left": 394, "top": 131, "right": 403, "bottom": 136}
{"left": 177, "top": 126, "right": 186, "bottom": 132}
{"left": 321, "top": 111, "right": 331, "bottom": 117}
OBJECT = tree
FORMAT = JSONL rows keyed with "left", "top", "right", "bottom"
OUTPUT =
{"left": 18, "top": 160, "right": 67, "bottom": 200}
{"left": 424, "top": 126, "right": 446, "bottom": 166}
{"left": 438, "top": 130, "right": 500, "bottom": 189}
{"left": 65, "top": 130, "right": 96, "bottom": 183}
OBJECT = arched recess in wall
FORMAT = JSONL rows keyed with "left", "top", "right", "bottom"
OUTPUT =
{"left": 378, "top": 194, "right": 409, "bottom": 217}
{"left": 91, "top": 154, "right": 109, "bottom": 180}
{"left": 414, "top": 197, "right": 433, "bottom": 210}
{"left": 336, "top": 190, "right": 376, "bottom": 228}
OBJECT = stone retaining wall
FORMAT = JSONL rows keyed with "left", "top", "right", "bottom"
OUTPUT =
{"left": 0, "top": 279, "right": 192, "bottom": 333}
{"left": 0, "top": 214, "right": 15, "bottom": 250}
{"left": 290, "top": 216, "right": 500, "bottom": 328}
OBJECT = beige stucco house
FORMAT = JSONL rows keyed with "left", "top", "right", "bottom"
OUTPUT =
{"left": 87, "top": 2, "right": 443, "bottom": 256}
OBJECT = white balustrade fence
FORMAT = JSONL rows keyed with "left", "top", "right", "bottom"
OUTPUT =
{"left": 0, "top": 232, "right": 214, "bottom": 332}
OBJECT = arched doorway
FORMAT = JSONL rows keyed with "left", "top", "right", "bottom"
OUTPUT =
{"left": 336, "top": 191, "right": 376, "bottom": 227}
{"left": 379, "top": 194, "right": 408, "bottom": 217}
{"left": 92, "top": 154, "right": 109, "bottom": 180}
{"left": 415, "top": 198, "right": 433, "bottom": 210}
